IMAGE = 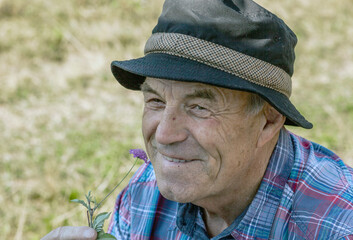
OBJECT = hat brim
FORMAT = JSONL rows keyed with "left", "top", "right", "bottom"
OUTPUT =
{"left": 111, "top": 53, "right": 313, "bottom": 129}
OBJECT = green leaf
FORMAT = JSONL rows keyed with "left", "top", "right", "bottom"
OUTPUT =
{"left": 97, "top": 231, "right": 117, "bottom": 240}
{"left": 92, "top": 197, "right": 98, "bottom": 208}
{"left": 85, "top": 191, "right": 92, "bottom": 203}
{"left": 70, "top": 199, "right": 89, "bottom": 210}
{"left": 93, "top": 212, "right": 111, "bottom": 232}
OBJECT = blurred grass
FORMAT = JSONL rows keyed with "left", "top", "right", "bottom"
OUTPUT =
{"left": 0, "top": 0, "right": 352, "bottom": 239}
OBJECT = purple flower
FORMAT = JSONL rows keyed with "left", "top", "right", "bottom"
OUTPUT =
{"left": 129, "top": 149, "right": 148, "bottom": 163}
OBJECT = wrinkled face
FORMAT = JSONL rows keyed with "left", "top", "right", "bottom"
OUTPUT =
{"left": 142, "top": 78, "right": 265, "bottom": 204}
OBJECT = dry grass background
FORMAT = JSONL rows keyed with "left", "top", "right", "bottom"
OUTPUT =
{"left": 0, "top": 0, "right": 352, "bottom": 239}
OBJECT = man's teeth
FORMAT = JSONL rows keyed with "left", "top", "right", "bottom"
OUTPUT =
{"left": 164, "top": 155, "right": 191, "bottom": 163}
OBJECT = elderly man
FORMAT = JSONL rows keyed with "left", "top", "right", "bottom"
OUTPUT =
{"left": 43, "top": 0, "right": 353, "bottom": 239}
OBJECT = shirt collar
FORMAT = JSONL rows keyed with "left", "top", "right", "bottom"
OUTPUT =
{"left": 175, "top": 128, "right": 295, "bottom": 239}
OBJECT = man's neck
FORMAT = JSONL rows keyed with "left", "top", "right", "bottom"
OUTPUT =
{"left": 201, "top": 194, "right": 253, "bottom": 237}
{"left": 200, "top": 175, "right": 262, "bottom": 237}
{"left": 197, "top": 134, "right": 280, "bottom": 237}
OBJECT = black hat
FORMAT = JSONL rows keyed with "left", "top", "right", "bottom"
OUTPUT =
{"left": 111, "top": 0, "right": 313, "bottom": 129}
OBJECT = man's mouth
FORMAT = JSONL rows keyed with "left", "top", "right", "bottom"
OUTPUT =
{"left": 161, "top": 154, "right": 193, "bottom": 163}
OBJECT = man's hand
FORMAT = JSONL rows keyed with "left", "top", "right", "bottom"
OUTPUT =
{"left": 41, "top": 226, "right": 97, "bottom": 240}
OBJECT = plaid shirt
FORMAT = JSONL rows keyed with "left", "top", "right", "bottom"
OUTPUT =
{"left": 108, "top": 129, "right": 353, "bottom": 239}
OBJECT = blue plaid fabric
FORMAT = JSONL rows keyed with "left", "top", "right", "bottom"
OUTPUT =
{"left": 108, "top": 129, "right": 353, "bottom": 239}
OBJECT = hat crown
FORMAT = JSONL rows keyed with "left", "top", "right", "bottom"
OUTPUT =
{"left": 153, "top": 0, "right": 297, "bottom": 76}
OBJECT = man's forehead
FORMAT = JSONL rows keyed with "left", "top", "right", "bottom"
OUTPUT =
{"left": 142, "top": 77, "right": 245, "bottom": 99}
{"left": 144, "top": 77, "right": 254, "bottom": 103}
{"left": 143, "top": 77, "right": 213, "bottom": 90}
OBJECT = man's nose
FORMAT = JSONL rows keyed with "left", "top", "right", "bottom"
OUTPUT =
{"left": 155, "top": 108, "right": 188, "bottom": 145}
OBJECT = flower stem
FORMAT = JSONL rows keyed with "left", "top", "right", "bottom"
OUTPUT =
{"left": 94, "top": 157, "right": 138, "bottom": 211}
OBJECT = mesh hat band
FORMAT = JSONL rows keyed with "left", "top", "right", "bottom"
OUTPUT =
{"left": 145, "top": 33, "right": 292, "bottom": 98}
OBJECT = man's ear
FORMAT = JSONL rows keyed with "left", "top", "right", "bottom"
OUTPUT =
{"left": 257, "top": 103, "right": 285, "bottom": 148}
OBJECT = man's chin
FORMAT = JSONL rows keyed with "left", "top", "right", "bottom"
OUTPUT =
{"left": 158, "top": 186, "right": 196, "bottom": 203}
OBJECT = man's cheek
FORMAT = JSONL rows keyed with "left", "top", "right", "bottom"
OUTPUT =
{"left": 142, "top": 114, "right": 154, "bottom": 139}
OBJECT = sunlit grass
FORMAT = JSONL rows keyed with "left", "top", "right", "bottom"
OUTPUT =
{"left": 0, "top": 0, "right": 352, "bottom": 238}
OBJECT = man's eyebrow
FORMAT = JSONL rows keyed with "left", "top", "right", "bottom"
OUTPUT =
{"left": 185, "top": 89, "right": 216, "bottom": 101}
{"left": 140, "top": 82, "right": 216, "bottom": 101}
{"left": 140, "top": 82, "right": 159, "bottom": 96}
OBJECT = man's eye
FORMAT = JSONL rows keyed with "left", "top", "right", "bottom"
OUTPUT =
{"left": 192, "top": 105, "right": 206, "bottom": 111}
{"left": 188, "top": 104, "right": 211, "bottom": 118}
{"left": 145, "top": 98, "right": 165, "bottom": 108}
{"left": 149, "top": 98, "right": 163, "bottom": 103}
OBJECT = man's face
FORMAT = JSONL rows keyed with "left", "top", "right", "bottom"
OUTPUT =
{"left": 142, "top": 78, "right": 265, "bottom": 204}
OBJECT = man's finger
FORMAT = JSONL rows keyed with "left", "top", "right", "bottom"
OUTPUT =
{"left": 41, "top": 226, "right": 97, "bottom": 240}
